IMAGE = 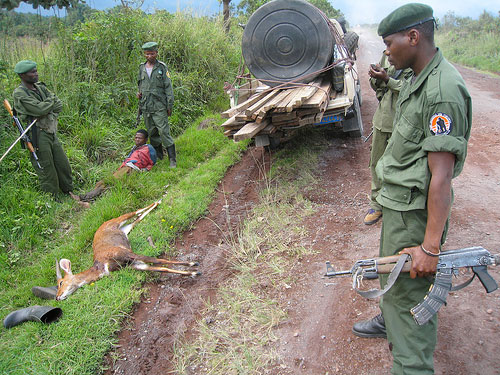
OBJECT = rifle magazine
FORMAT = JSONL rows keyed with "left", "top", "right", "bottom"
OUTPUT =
{"left": 410, "top": 270, "right": 452, "bottom": 325}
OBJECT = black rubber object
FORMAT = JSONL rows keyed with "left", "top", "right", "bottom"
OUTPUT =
{"left": 241, "top": 0, "right": 334, "bottom": 87}
{"left": 3, "top": 306, "right": 62, "bottom": 329}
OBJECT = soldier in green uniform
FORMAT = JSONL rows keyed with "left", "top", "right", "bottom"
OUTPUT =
{"left": 364, "top": 53, "right": 412, "bottom": 225}
{"left": 352, "top": 4, "right": 472, "bottom": 374}
{"left": 137, "top": 42, "right": 176, "bottom": 168}
{"left": 12, "top": 60, "right": 77, "bottom": 201}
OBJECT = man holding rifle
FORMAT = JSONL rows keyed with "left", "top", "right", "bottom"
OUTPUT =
{"left": 351, "top": 4, "right": 472, "bottom": 374}
{"left": 12, "top": 60, "right": 77, "bottom": 201}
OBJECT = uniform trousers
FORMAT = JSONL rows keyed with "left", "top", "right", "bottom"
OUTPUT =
{"left": 143, "top": 109, "right": 174, "bottom": 149}
{"left": 30, "top": 129, "right": 73, "bottom": 196}
{"left": 379, "top": 207, "right": 448, "bottom": 375}
{"left": 369, "top": 128, "right": 391, "bottom": 211}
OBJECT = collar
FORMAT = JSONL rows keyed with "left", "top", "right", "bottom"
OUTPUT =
{"left": 408, "top": 48, "right": 442, "bottom": 93}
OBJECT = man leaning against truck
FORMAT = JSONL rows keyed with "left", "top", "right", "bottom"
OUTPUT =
{"left": 351, "top": 3, "right": 472, "bottom": 374}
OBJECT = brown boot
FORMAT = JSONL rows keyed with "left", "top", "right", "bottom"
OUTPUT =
{"left": 363, "top": 209, "right": 382, "bottom": 225}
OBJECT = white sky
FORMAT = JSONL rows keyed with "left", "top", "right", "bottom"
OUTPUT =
{"left": 17, "top": 0, "right": 500, "bottom": 25}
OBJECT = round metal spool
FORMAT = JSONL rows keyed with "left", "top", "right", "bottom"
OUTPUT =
{"left": 242, "top": 0, "right": 334, "bottom": 87}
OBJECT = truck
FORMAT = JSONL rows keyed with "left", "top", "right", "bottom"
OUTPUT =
{"left": 223, "top": 0, "right": 363, "bottom": 147}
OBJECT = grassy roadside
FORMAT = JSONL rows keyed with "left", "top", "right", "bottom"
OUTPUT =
{"left": 0, "top": 117, "right": 247, "bottom": 375}
{"left": 172, "top": 131, "right": 328, "bottom": 374}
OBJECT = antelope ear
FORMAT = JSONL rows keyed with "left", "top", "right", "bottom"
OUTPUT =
{"left": 59, "top": 259, "right": 73, "bottom": 275}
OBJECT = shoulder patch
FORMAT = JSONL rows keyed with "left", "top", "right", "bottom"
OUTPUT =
{"left": 429, "top": 113, "right": 452, "bottom": 135}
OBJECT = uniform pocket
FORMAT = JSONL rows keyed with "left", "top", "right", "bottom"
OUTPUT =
{"left": 391, "top": 115, "right": 423, "bottom": 163}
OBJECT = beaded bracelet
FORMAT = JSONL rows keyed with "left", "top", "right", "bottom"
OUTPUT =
{"left": 420, "top": 244, "right": 440, "bottom": 257}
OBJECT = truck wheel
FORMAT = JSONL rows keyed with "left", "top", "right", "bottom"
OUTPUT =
{"left": 268, "top": 134, "right": 281, "bottom": 150}
{"left": 343, "top": 94, "right": 363, "bottom": 138}
{"left": 356, "top": 82, "right": 362, "bottom": 107}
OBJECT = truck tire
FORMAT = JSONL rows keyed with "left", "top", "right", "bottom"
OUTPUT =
{"left": 343, "top": 94, "right": 363, "bottom": 138}
{"left": 344, "top": 31, "right": 359, "bottom": 60}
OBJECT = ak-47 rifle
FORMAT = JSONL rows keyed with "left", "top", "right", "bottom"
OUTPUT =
{"left": 135, "top": 106, "right": 142, "bottom": 128}
{"left": 2, "top": 99, "right": 42, "bottom": 169}
{"left": 325, "top": 246, "right": 499, "bottom": 325}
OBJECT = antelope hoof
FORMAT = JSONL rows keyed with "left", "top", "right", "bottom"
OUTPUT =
{"left": 191, "top": 271, "right": 202, "bottom": 277}
{"left": 189, "top": 261, "right": 199, "bottom": 267}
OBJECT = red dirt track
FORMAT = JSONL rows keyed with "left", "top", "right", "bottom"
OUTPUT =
{"left": 105, "top": 28, "right": 500, "bottom": 375}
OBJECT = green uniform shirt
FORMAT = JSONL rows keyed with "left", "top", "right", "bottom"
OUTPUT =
{"left": 376, "top": 49, "right": 472, "bottom": 211}
{"left": 13, "top": 82, "right": 62, "bottom": 134}
{"left": 138, "top": 60, "right": 174, "bottom": 113}
{"left": 370, "top": 54, "right": 412, "bottom": 133}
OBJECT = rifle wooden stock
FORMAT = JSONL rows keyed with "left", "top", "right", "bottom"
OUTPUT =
{"left": 3, "top": 99, "right": 42, "bottom": 168}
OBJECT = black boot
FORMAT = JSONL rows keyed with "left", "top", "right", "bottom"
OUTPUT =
{"left": 32, "top": 286, "right": 58, "bottom": 300}
{"left": 352, "top": 313, "right": 387, "bottom": 338}
{"left": 166, "top": 144, "right": 176, "bottom": 168}
{"left": 3, "top": 306, "right": 62, "bottom": 329}
{"left": 155, "top": 145, "right": 164, "bottom": 160}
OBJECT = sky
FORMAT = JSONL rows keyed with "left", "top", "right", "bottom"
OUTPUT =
{"left": 17, "top": 0, "right": 500, "bottom": 26}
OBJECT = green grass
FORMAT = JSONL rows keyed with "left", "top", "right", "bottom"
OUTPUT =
{"left": 0, "top": 116, "right": 247, "bottom": 375}
{"left": 437, "top": 31, "right": 500, "bottom": 73}
{"left": 172, "top": 133, "right": 327, "bottom": 374}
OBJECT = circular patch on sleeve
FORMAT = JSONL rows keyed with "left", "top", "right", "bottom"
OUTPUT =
{"left": 429, "top": 113, "right": 452, "bottom": 135}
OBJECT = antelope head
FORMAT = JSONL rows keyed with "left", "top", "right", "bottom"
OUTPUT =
{"left": 55, "top": 258, "right": 80, "bottom": 301}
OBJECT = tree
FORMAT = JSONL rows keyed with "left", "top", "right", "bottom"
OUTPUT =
{"left": 308, "top": 0, "right": 343, "bottom": 19}
{"left": 222, "top": 0, "right": 230, "bottom": 33}
{"left": 0, "top": 0, "right": 84, "bottom": 11}
{"left": 237, "top": 0, "right": 343, "bottom": 20}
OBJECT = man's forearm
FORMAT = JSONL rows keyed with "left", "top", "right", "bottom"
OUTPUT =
{"left": 423, "top": 152, "right": 455, "bottom": 252}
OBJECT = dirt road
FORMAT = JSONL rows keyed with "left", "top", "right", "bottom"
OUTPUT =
{"left": 106, "top": 29, "right": 500, "bottom": 374}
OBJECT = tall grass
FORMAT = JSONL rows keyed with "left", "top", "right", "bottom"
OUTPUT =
{"left": 436, "top": 11, "right": 500, "bottom": 73}
{"left": 0, "top": 8, "right": 248, "bottom": 374}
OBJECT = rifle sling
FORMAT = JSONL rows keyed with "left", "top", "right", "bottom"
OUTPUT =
{"left": 450, "top": 274, "right": 475, "bottom": 292}
{"left": 354, "top": 253, "right": 410, "bottom": 299}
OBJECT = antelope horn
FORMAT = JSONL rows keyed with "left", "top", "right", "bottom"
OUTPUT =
{"left": 55, "top": 258, "right": 62, "bottom": 280}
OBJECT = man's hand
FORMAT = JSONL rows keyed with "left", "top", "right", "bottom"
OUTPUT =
{"left": 137, "top": 92, "right": 142, "bottom": 99}
{"left": 368, "top": 64, "right": 389, "bottom": 83}
{"left": 167, "top": 109, "right": 172, "bottom": 117}
{"left": 400, "top": 246, "right": 438, "bottom": 279}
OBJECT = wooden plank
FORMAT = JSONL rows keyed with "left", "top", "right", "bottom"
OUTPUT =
{"left": 253, "top": 89, "right": 291, "bottom": 120}
{"left": 245, "top": 89, "right": 280, "bottom": 117}
{"left": 221, "top": 114, "right": 245, "bottom": 128}
{"left": 284, "top": 80, "right": 321, "bottom": 112}
{"left": 221, "top": 90, "right": 268, "bottom": 118}
{"left": 259, "top": 124, "right": 277, "bottom": 135}
{"left": 274, "top": 89, "right": 300, "bottom": 113}
{"left": 302, "top": 79, "right": 332, "bottom": 109}
{"left": 272, "top": 118, "right": 300, "bottom": 127}
{"left": 233, "top": 119, "right": 270, "bottom": 142}
{"left": 272, "top": 111, "right": 297, "bottom": 122}
{"left": 298, "top": 114, "right": 317, "bottom": 126}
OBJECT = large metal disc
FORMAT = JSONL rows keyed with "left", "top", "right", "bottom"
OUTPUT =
{"left": 242, "top": 0, "right": 334, "bottom": 87}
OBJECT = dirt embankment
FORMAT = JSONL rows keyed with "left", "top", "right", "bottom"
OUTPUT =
{"left": 106, "top": 28, "right": 500, "bottom": 375}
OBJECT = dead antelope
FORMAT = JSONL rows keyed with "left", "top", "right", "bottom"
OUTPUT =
{"left": 55, "top": 199, "right": 200, "bottom": 300}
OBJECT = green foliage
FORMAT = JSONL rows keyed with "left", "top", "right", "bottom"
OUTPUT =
{"left": 0, "top": 7, "right": 248, "bottom": 375}
{"left": 0, "top": 0, "right": 84, "bottom": 11}
{"left": 0, "top": 119, "right": 247, "bottom": 375}
{"left": 236, "top": 0, "right": 343, "bottom": 20}
{"left": 436, "top": 10, "right": 500, "bottom": 73}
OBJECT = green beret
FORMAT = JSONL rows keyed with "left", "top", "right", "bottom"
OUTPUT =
{"left": 14, "top": 60, "right": 37, "bottom": 74}
{"left": 142, "top": 42, "right": 158, "bottom": 51}
{"left": 378, "top": 3, "right": 434, "bottom": 38}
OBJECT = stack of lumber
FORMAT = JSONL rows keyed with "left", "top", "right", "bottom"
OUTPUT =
{"left": 221, "top": 77, "right": 335, "bottom": 142}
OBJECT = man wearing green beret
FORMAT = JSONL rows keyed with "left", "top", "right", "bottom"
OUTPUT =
{"left": 12, "top": 60, "right": 78, "bottom": 201}
{"left": 137, "top": 41, "right": 176, "bottom": 168}
{"left": 364, "top": 53, "right": 412, "bottom": 225}
{"left": 352, "top": 3, "right": 472, "bottom": 374}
